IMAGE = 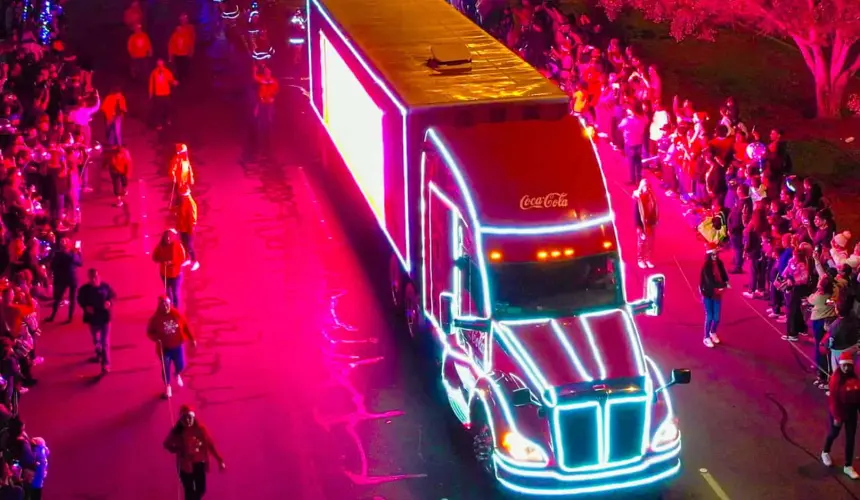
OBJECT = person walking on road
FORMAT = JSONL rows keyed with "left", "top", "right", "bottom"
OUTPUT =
{"left": 149, "top": 58, "right": 178, "bottom": 130}
{"left": 170, "top": 143, "right": 195, "bottom": 203}
{"left": 699, "top": 246, "right": 728, "bottom": 348}
{"left": 76, "top": 268, "right": 117, "bottom": 375}
{"left": 45, "top": 238, "right": 82, "bottom": 324}
{"left": 127, "top": 24, "right": 152, "bottom": 81}
{"left": 175, "top": 188, "right": 200, "bottom": 272}
{"left": 163, "top": 404, "right": 226, "bottom": 499}
{"left": 618, "top": 103, "right": 648, "bottom": 185}
{"left": 152, "top": 230, "right": 187, "bottom": 308}
{"left": 632, "top": 178, "right": 658, "bottom": 269}
{"left": 101, "top": 86, "right": 128, "bottom": 147}
{"left": 822, "top": 351, "right": 860, "bottom": 479}
{"left": 123, "top": 0, "right": 144, "bottom": 31}
{"left": 252, "top": 64, "right": 278, "bottom": 159}
{"left": 168, "top": 14, "right": 196, "bottom": 81}
{"left": 147, "top": 296, "right": 196, "bottom": 399}
{"left": 104, "top": 144, "right": 133, "bottom": 207}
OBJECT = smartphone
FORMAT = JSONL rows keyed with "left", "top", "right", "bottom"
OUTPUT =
{"left": 75, "top": 240, "right": 81, "bottom": 250}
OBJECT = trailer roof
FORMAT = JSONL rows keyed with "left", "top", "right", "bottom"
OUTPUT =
{"left": 313, "top": 0, "right": 566, "bottom": 108}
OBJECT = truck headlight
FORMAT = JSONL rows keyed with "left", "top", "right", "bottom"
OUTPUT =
{"left": 502, "top": 431, "right": 549, "bottom": 464}
{"left": 650, "top": 418, "right": 680, "bottom": 452}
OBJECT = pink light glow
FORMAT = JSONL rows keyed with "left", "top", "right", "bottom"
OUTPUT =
{"left": 320, "top": 33, "right": 386, "bottom": 225}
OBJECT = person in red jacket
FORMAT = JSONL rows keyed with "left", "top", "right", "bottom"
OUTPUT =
{"left": 633, "top": 178, "right": 659, "bottom": 269}
{"left": 152, "top": 229, "right": 187, "bottom": 308}
{"left": 822, "top": 351, "right": 860, "bottom": 479}
{"left": 164, "top": 405, "right": 225, "bottom": 499}
{"left": 175, "top": 188, "right": 199, "bottom": 271}
{"left": 147, "top": 295, "right": 195, "bottom": 398}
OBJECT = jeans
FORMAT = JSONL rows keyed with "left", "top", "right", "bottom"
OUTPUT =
{"left": 812, "top": 319, "right": 831, "bottom": 381}
{"left": 749, "top": 255, "right": 766, "bottom": 292}
{"left": 130, "top": 57, "right": 150, "bottom": 79}
{"left": 90, "top": 322, "right": 111, "bottom": 367}
{"left": 824, "top": 411, "right": 858, "bottom": 464}
{"left": 637, "top": 226, "right": 654, "bottom": 262}
{"left": 106, "top": 118, "right": 122, "bottom": 146}
{"left": 173, "top": 56, "right": 191, "bottom": 81}
{"left": 164, "top": 274, "right": 182, "bottom": 309}
{"left": 179, "top": 462, "right": 207, "bottom": 500}
{"left": 625, "top": 144, "right": 643, "bottom": 184}
{"left": 729, "top": 233, "right": 744, "bottom": 271}
{"left": 50, "top": 281, "right": 77, "bottom": 320}
{"left": 703, "top": 297, "right": 722, "bottom": 339}
{"left": 111, "top": 171, "right": 128, "bottom": 197}
{"left": 180, "top": 232, "right": 196, "bottom": 262}
{"left": 152, "top": 95, "right": 171, "bottom": 127}
{"left": 786, "top": 286, "right": 809, "bottom": 337}
{"left": 161, "top": 345, "right": 186, "bottom": 385}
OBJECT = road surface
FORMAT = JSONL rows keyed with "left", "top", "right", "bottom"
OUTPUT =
{"left": 20, "top": 0, "right": 860, "bottom": 499}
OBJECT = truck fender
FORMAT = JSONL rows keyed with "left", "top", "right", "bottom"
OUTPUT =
{"left": 469, "top": 377, "right": 514, "bottom": 446}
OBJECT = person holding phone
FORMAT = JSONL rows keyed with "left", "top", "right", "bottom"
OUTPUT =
{"left": 45, "top": 238, "right": 82, "bottom": 323}
{"left": 700, "top": 245, "right": 729, "bottom": 348}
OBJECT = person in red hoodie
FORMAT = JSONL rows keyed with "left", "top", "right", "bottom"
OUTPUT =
{"left": 147, "top": 295, "right": 195, "bottom": 398}
{"left": 175, "top": 188, "right": 199, "bottom": 271}
{"left": 164, "top": 404, "right": 225, "bottom": 499}
{"left": 152, "top": 229, "right": 186, "bottom": 308}
{"left": 822, "top": 350, "right": 860, "bottom": 479}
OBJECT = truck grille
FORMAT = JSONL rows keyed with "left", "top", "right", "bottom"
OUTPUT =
{"left": 606, "top": 399, "right": 647, "bottom": 463}
{"left": 554, "top": 404, "right": 601, "bottom": 470}
{"left": 554, "top": 397, "right": 647, "bottom": 470}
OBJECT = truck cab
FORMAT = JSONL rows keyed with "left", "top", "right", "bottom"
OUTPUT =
{"left": 416, "top": 120, "right": 688, "bottom": 496}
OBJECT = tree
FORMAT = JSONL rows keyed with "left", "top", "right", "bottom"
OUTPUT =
{"left": 597, "top": 0, "right": 860, "bottom": 118}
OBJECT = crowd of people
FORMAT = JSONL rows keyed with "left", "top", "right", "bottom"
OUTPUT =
{"left": 460, "top": 0, "right": 860, "bottom": 480}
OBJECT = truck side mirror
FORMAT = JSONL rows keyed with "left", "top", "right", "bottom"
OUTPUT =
{"left": 631, "top": 274, "right": 665, "bottom": 316}
{"left": 440, "top": 294, "right": 453, "bottom": 335}
{"left": 512, "top": 387, "right": 533, "bottom": 407}
{"left": 671, "top": 368, "right": 691, "bottom": 385}
{"left": 656, "top": 368, "right": 691, "bottom": 393}
{"left": 454, "top": 255, "right": 469, "bottom": 270}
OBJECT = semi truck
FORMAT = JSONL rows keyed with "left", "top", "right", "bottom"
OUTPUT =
{"left": 306, "top": 0, "right": 691, "bottom": 495}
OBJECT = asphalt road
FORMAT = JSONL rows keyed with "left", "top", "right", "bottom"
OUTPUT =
{"left": 18, "top": 0, "right": 860, "bottom": 499}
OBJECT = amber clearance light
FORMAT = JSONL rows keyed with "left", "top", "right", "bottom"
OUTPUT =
{"left": 603, "top": 240, "right": 613, "bottom": 249}
{"left": 489, "top": 250, "right": 503, "bottom": 261}
{"left": 537, "top": 248, "right": 574, "bottom": 260}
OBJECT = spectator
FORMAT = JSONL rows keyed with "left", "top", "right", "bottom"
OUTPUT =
{"left": 45, "top": 237, "right": 82, "bottom": 323}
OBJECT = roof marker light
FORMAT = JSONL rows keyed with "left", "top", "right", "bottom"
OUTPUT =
{"left": 564, "top": 248, "right": 575, "bottom": 256}
{"left": 537, "top": 251, "right": 548, "bottom": 260}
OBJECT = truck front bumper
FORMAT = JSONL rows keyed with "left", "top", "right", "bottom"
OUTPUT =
{"left": 492, "top": 440, "right": 681, "bottom": 496}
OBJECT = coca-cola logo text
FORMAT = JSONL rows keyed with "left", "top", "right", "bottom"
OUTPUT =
{"left": 519, "top": 193, "right": 569, "bottom": 210}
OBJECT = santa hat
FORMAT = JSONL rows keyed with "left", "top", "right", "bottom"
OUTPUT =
{"left": 176, "top": 143, "right": 188, "bottom": 154}
{"left": 180, "top": 404, "right": 195, "bottom": 416}
{"left": 833, "top": 231, "right": 852, "bottom": 249}
{"left": 839, "top": 351, "right": 855, "bottom": 365}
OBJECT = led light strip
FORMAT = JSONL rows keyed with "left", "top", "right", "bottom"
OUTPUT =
{"left": 645, "top": 356, "right": 679, "bottom": 453}
{"left": 309, "top": 0, "right": 411, "bottom": 273}
{"left": 481, "top": 214, "right": 614, "bottom": 236}
{"left": 577, "top": 316, "right": 608, "bottom": 380}
{"left": 549, "top": 320, "right": 594, "bottom": 382}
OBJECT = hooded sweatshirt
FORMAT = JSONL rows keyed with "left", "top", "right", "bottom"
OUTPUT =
{"left": 152, "top": 237, "right": 186, "bottom": 279}
{"left": 147, "top": 306, "right": 194, "bottom": 351}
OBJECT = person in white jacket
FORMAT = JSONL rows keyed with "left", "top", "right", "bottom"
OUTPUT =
{"left": 66, "top": 91, "right": 101, "bottom": 191}
{"left": 649, "top": 100, "right": 669, "bottom": 158}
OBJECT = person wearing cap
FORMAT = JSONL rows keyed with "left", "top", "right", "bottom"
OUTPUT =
{"left": 699, "top": 246, "right": 728, "bottom": 348}
{"left": 822, "top": 350, "right": 860, "bottom": 478}
{"left": 175, "top": 187, "right": 199, "bottom": 272}
{"left": 164, "top": 404, "right": 225, "bottom": 498}
{"left": 147, "top": 296, "right": 195, "bottom": 399}
{"left": 169, "top": 143, "right": 195, "bottom": 200}
{"left": 152, "top": 230, "right": 187, "bottom": 308}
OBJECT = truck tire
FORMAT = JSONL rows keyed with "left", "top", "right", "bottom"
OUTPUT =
{"left": 403, "top": 282, "right": 423, "bottom": 339}
{"left": 470, "top": 409, "right": 495, "bottom": 477}
{"left": 389, "top": 254, "right": 403, "bottom": 308}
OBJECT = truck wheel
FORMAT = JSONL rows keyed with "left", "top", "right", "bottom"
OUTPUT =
{"left": 389, "top": 255, "right": 403, "bottom": 308}
{"left": 470, "top": 410, "right": 495, "bottom": 477}
{"left": 403, "top": 282, "right": 422, "bottom": 339}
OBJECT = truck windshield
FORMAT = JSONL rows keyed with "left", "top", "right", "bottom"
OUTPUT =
{"left": 488, "top": 253, "right": 621, "bottom": 318}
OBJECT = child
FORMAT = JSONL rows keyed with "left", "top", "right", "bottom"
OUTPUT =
{"left": 808, "top": 277, "right": 837, "bottom": 389}
{"left": 30, "top": 436, "right": 49, "bottom": 499}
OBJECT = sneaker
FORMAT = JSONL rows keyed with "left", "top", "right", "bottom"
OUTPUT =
{"left": 799, "top": 331, "right": 809, "bottom": 336}
{"left": 845, "top": 466, "right": 859, "bottom": 479}
{"left": 703, "top": 338, "right": 715, "bottom": 348}
{"left": 164, "top": 384, "right": 172, "bottom": 398}
{"left": 776, "top": 315, "right": 787, "bottom": 323}
{"left": 18, "top": 387, "right": 28, "bottom": 395}
{"left": 646, "top": 261, "right": 654, "bottom": 269}
{"left": 114, "top": 201, "right": 124, "bottom": 208}
{"left": 753, "top": 291, "right": 766, "bottom": 299}
{"left": 182, "top": 260, "right": 192, "bottom": 267}
{"left": 101, "top": 365, "right": 111, "bottom": 374}
{"left": 768, "top": 311, "right": 780, "bottom": 318}
{"left": 781, "top": 335, "right": 798, "bottom": 342}
{"left": 822, "top": 451, "right": 833, "bottom": 466}
{"left": 33, "top": 356, "right": 44, "bottom": 366}
{"left": 191, "top": 261, "right": 200, "bottom": 272}
{"left": 176, "top": 374, "right": 184, "bottom": 388}
{"left": 638, "top": 261, "right": 646, "bottom": 269}
{"left": 743, "top": 292, "right": 754, "bottom": 299}
{"left": 710, "top": 333, "right": 721, "bottom": 344}
{"left": 82, "top": 187, "right": 94, "bottom": 193}
{"left": 766, "top": 307, "right": 774, "bottom": 314}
